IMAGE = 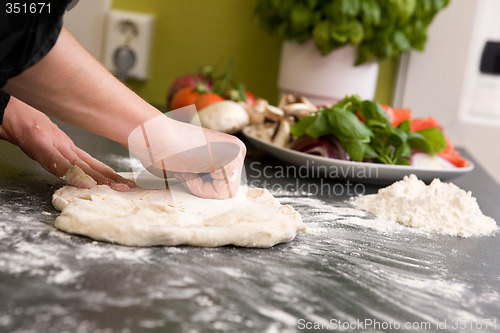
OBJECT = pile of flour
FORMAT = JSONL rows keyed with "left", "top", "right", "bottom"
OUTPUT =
{"left": 351, "top": 174, "right": 498, "bottom": 237}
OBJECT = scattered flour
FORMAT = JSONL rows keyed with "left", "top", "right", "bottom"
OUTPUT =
{"left": 351, "top": 174, "right": 498, "bottom": 237}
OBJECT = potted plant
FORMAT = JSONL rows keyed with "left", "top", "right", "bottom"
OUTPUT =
{"left": 254, "top": 0, "right": 450, "bottom": 104}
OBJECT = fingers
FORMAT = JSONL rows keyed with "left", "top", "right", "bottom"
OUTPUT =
{"left": 4, "top": 97, "right": 133, "bottom": 192}
{"left": 210, "top": 153, "right": 244, "bottom": 181}
{"left": 38, "top": 134, "right": 133, "bottom": 192}
{"left": 170, "top": 132, "right": 246, "bottom": 199}
{"left": 174, "top": 172, "right": 241, "bottom": 200}
{"left": 205, "top": 134, "right": 246, "bottom": 182}
{"left": 212, "top": 176, "right": 241, "bottom": 199}
{"left": 59, "top": 143, "right": 133, "bottom": 192}
{"left": 174, "top": 172, "right": 220, "bottom": 199}
{"left": 36, "top": 143, "right": 74, "bottom": 177}
{"left": 73, "top": 147, "right": 136, "bottom": 189}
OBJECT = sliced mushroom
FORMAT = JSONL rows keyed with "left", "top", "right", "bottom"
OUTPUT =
{"left": 253, "top": 98, "right": 269, "bottom": 113}
{"left": 271, "top": 118, "right": 291, "bottom": 147}
{"left": 282, "top": 103, "right": 316, "bottom": 122}
{"left": 278, "top": 94, "right": 300, "bottom": 109}
{"left": 264, "top": 104, "right": 285, "bottom": 122}
{"left": 297, "top": 96, "right": 317, "bottom": 109}
{"left": 240, "top": 101, "right": 265, "bottom": 125}
{"left": 283, "top": 102, "right": 315, "bottom": 114}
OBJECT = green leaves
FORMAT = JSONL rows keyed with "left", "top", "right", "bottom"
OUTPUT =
{"left": 254, "top": 0, "right": 450, "bottom": 65}
{"left": 313, "top": 21, "right": 333, "bottom": 55}
{"left": 393, "top": 0, "right": 417, "bottom": 23}
{"left": 326, "top": 108, "right": 371, "bottom": 143}
{"left": 359, "top": 100, "right": 389, "bottom": 124}
{"left": 290, "top": 95, "right": 447, "bottom": 165}
{"left": 414, "top": 127, "right": 447, "bottom": 153}
{"left": 291, "top": 101, "right": 371, "bottom": 162}
{"left": 290, "top": 115, "right": 316, "bottom": 138}
{"left": 290, "top": 2, "right": 312, "bottom": 35}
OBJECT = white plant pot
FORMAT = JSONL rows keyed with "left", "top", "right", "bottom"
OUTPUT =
{"left": 277, "top": 40, "right": 379, "bottom": 105}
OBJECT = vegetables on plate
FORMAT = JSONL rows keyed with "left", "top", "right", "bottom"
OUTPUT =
{"left": 291, "top": 135, "right": 348, "bottom": 160}
{"left": 246, "top": 94, "right": 468, "bottom": 169}
{"left": 291, "top": 95, "right": 450, "bottom": 165}
{"left": 243, "top": 94, "right": 317, "bottom": 146}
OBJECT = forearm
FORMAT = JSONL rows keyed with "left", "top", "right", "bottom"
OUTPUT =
{"left": 2, "top": 28, "right": 161, "bottom": 146}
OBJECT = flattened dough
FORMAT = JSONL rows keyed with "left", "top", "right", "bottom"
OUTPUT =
{"left": 52, "top": 169, "right": 306, "bottom": 248}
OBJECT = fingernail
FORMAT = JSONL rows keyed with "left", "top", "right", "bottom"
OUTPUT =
{"left": 110, "top": 182, "right": 130, "bottom": 192}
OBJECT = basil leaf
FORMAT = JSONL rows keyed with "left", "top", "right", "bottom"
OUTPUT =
{"left": 359, "top": 100, "right": 390, "bottom": 125}
{"left": 290, "top": 3, "right": 311, "bottom": 34}
{"left": 394, "top": 142, "right": 411, "bottom": 159}
{"left": 331, "top": 20, "right": 350, "bottom": 43}
{"left": 407, "top": 131, "right": 431, "bottom": 152}
{"left": 334, "top": 95, "right": 362, "bottom": 111}
{"left": 393, "top": 30, "right": 411, "bottom": 51}
{"left": 326, "top": 107, "right": 372, "bottom": 143}
{"left": 394, "top": 0, "right": 417, "bottom": 23}
{"left": 397, "top": 119, "right": 411, "bottom": 132}
{"left": 349, "top": 20, "right": 364, "bottom": 45}
{"left": 343, "top": 140, "right": 366, "bottom": 162}
{"left": 386, "top": 127, "right": 408, "bottom": 147}
{"left": 365, "top": 119, "right": 387, "bottom": 128}
{"left": 364, "top": 143, "right": 379, "bottom": 159}
{"left": 290, "top": 115, "right": 316, "bottom": 138}
{"left": 360, "top": 0, "right": 382, "bottom": 26}
{"left": 305, "top": 112, "right": 333, "bottom": 139}
{"left": 313, "top": 21, "right": 333, "bottom": 55}
{"left": 396, "top": 157, "right": 411, "bottom": 165}
{"left": 418, "top": 127, "right": 447, "bottom": 154}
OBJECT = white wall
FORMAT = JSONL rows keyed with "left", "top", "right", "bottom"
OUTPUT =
{"left": 397, "top": 0, "right": 500, "bottom": 184}
{"left": 63, "top": 0, "right": 111, "bottom": 62}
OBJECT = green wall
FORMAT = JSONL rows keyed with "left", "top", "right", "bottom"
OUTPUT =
{"left": 112, "top": 0, "right": 396, "bottom": 107}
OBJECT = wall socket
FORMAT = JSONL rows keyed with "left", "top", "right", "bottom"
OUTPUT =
{"left": 103, "top": 9, "right": 155, "bottom": 81}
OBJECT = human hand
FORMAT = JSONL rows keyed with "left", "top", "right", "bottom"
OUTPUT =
{"left": 174, "top": 128, "right": 246, "bottom": 200}
{"left": 128, "top": 114, "right": 246, "bottom": 199}
{"left": 0, "top": 98, "right": 135, "bottom": 192}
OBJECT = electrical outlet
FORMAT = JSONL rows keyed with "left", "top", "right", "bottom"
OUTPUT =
{"left": 103, "top": 9, "right": 155, "bottom": 81}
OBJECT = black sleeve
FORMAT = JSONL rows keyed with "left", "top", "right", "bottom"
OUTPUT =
{"left": 0, "top": 91, "right": 9, "bottom": 123}
{"left": 0, "top": 0, "right": 73, "bottom": 125}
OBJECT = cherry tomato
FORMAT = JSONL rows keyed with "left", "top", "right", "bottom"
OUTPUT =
{"left": 195, "top": 93, "right": 225, "bottom": 111}
{"left": 170, "top": 87, "right": 199, "bottom": 110}
{"left": 245, "top": 90, "right": 256, "bottom": 106}
{"left": 391, "top": 107, "right": 411, "bottom": 127}
{"left": 410, "top": 116, "right": 442, "bottom": 132}
{"left": 380, "top": 104, "right": 395, "bottom": 124}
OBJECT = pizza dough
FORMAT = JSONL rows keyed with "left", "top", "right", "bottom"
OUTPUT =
{"left": 52, "top": 167, "right": 306, "bottom": 248}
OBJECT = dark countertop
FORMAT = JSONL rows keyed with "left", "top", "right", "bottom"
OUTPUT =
{"left": 1, "top": 122, "right": 499, "bottom": 333}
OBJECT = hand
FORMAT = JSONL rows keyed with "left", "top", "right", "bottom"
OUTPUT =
{"left": 1, "top": 28, "right": 243, "bottom": 198}
{"left": 174, "top": 128, "right": 247, "bottom": 200}
{"left": 129, "top": 114, "right": 246, "bottom": 199}
{"left": 0, "top": 97, "right": 135, "bottom": 192}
